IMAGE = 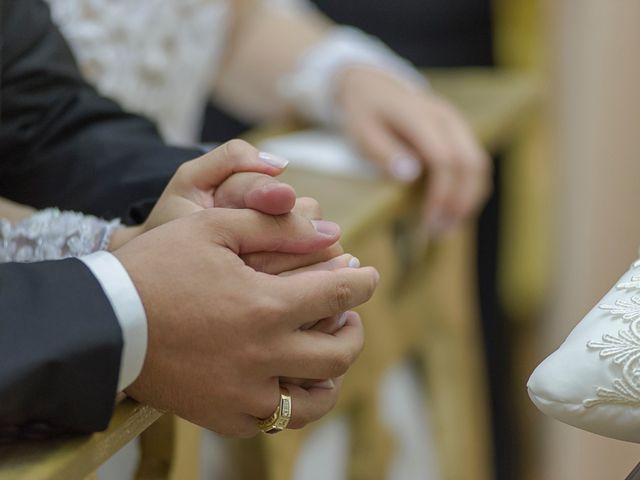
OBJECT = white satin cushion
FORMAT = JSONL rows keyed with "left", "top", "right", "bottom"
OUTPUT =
{"left": 528, "top": 257, "right": 640, "bottom": 442}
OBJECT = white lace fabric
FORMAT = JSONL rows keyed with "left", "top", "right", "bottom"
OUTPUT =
{"left": 583, "top": 259, "right": 640, "bottom": 408}
{"left": 0, "top": 209, "right": 120, "bottom": 263}
{"left": 46, "top": 0, "right": 231, "bottom": 146}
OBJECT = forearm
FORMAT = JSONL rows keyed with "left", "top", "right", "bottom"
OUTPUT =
{"left": 213, "top": 0, "right": 425, "bottom": 128}
{"left": 212, "top": 0, "right": 330, "bottom": 121}
{"left": 0, "top": 197, "right": 36, "bottom": 222}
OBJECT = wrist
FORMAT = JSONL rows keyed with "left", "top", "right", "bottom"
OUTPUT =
{"left": 279, "top": 26, "right": 427, "bottom": 127}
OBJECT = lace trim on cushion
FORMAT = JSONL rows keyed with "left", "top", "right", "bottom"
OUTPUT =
{"left": 0, "top": 208, "right": 120, "bottom": 263}
{"left": 617, "top": 261, "right": 640, "bottom": 289}
{"left": 584, "top": 259, "right": 640, "bottom": 407}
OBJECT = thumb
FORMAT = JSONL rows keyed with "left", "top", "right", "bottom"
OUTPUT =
{"left": 214, "top": 172, "right": 297, "bottom": 215}
{"left": 179, "top": 139, "right": 289, "bottom": 192}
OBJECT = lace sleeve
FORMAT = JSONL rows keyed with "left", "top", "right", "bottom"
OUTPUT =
{"left": 0, "top": 208, "right": 121, "bottom": 263}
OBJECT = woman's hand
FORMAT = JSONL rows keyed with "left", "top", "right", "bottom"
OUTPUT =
{"left": 109, "top": 139, "right": 294, "bottom": 250}
{"left": 143, "top": 139, "right": 293, "bottom": 231}
{"left": 336, "top": 67, "right": 492, "bottom": 235}
{"left": 108, "top": 139, "right": 346, "bottom": 273}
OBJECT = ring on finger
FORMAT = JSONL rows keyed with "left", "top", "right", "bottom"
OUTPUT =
{"left": 257, "top": 387, "right": 292, "bottom": 434}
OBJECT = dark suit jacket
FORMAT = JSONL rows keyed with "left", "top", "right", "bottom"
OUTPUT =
{"left": 0, "top": 0, "right": 201, "bottom": 439}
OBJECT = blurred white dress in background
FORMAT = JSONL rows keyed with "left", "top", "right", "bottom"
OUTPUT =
{"left": 47, "top": 0, "right": 230, "bottom": 145}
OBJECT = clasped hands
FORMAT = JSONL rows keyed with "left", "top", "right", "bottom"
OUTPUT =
{"left": 110, "top": 140, "right": 379, "bottom": 437}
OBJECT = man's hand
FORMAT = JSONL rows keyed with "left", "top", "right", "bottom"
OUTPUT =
{"left": 115, "top": 208, "right": 379, "bottom": 436}
{"left": 336, "top": 67, "right": 492, "bottom": 235}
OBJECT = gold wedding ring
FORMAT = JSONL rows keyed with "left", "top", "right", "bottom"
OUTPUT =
{"left": 257, "top": 387, "right": 292, "bottom": 434}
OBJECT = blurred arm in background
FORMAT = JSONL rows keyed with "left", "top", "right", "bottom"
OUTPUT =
{"left": 214, "top": 0, "right": 492, "bottom": 234}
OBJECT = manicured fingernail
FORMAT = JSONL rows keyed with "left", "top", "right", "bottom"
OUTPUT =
{"left": 336, "top": 312, "right": 349, "bottom": 329}
{"left": 390, "top": 154, "right": 421, "bottom": 182}
{"left": 312, "top": 220, "right": 340, "bottom": 237}
{"left": 348, "top": 256, "right": 360, "bottom": 268}
{"left": 372, "top": 269, "right": 381, "bottom": 284}
{"left": 313, "top": 379, "right": 335, "bottom": 389}
{"left": 258, "top": 151, "right": 289, "bottom": 169}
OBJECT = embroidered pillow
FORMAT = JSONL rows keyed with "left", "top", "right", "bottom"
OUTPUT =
{"left": 528, "top": 257, "right": 640, "bottom": 442}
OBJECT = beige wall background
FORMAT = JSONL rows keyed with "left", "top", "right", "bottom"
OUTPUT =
{"left": 541, "top": 0, "right": 640, "bottom": 478}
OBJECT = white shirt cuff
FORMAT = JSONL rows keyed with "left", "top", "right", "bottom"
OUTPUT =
{"left": 80, "top": 251, "right": 148, "bottom": 391}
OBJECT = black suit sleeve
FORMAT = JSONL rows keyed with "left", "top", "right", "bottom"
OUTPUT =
{"left": 0, "top": 0, "right": 202, "bottom": 224}
{"left": 0, "top": 259, "right": 123, "bottom": 439}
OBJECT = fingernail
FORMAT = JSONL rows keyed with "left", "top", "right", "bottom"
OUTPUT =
{"left": 372, "top": 269, "right": 381, "bottom": 284}
{"left": 336, "top": 312, "right": 349, "bottom": 329}
{"left": 312, "top": 379, "right": 335, "bottom": 389}
{"left": 312, "top": 220, "right": 340, "bottom": 237}
{"left": 258, "top": 151, "right": 289, "bottom": 169}
{"left": 390, "top": 154, "right": 421, "bottom": 182}
{"left": 348, "top": 256, "right": 360, "bottom": 268}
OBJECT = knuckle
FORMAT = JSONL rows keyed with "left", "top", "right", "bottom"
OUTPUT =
{"left": 243, "top": 252, "right": 269, "bottom": 273}
{"left": 172, "top": 159, "right": 198, "bottom": 184}
{"left": 174, "top": 160, "right": 191, "bottom": 177}
{"left": 306, "top": 197, "right": 322, "bottom": 215}
{"left": 332, "top": 280, "right": 353, "bottom": 312}
{"left": 223, "top": 139, "right": 255, "bottom": 162}
{"left": 295, "top": 196, "right": 323, "bottom": 219}
{"left": 329, "top": 350, "right": 354, "bottom": 377}
{"left": 200, "top": 209, "right": 228, "bottom": 235}
{"left": 249, "top": 293, "right": 285, "bottom": 323}
{"left": 241, "top": 340, "right": 269, "bottom": 370}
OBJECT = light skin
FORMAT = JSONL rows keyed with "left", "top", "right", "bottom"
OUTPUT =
{"left": 0, "top": 139, "right": 345, "bottom": 279}
{"left": 109, "top": 140, "right": 344, "bottom": 272}
{"left": 0, "top": 142, "right": 363, "bottom": 437}
{"left": 0, "top": 140, "right": 370, "bottom": 435}
{"left": 125, "top": 140, "right": 356, "bottom": 393}
{"left": 115, "top": 206, "right": 378, "bottom": 436}
{"left": 212, "top": 0, "right": 492, "bottom": 234}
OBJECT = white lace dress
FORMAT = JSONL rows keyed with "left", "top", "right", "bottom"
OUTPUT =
{"left": 46, "top": 0, "right": 232, "bottom": 146}
{"left": 0, "top": 209, "right": 120, "bottom": 263}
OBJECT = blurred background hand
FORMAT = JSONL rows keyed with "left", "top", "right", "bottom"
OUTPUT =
{"left": 336, "top": 66, "right": 491, "bottom": 235}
